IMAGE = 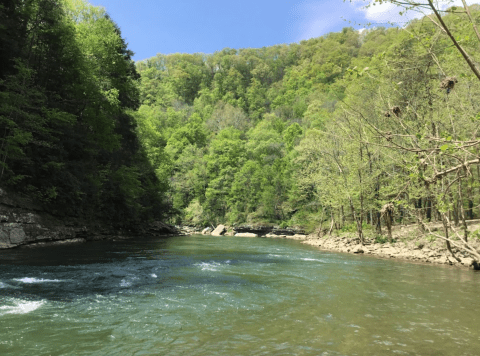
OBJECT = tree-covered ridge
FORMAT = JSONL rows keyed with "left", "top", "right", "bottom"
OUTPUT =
{"left": 134, "top": 28, "right": 364, "bottom": 226}
{"left": 0, "top": 0, "right": 167, "bottom": 223}
{"left": 135, "top": 2, "right": 480, "bottom": 251}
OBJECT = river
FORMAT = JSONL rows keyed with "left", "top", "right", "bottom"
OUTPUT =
{"left": 0, "top": 235, "right": 479, "bottom": 355}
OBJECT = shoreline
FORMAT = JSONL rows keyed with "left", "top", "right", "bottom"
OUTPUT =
{"left": 180, "top": 224, "right": 480, "bottom": 270}
{"left": 294, "top": 233, "right": 480, "bottom": 270}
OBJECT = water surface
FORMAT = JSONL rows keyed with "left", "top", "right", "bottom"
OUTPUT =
{"left": 0, "top": 235, "right": 479, "bottom": 355}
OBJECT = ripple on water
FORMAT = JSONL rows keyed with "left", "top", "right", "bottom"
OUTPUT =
{"left": 0, "top": 235, "right": 479, "bottom": 356}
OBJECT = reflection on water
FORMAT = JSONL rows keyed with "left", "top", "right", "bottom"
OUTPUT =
{"left": 0, "top": 235, "right": 479, "bottom": 355}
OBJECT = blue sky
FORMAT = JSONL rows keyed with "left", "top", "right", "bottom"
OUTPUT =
{"left": 88, "top": 0, "right": 428, "bottom": 61}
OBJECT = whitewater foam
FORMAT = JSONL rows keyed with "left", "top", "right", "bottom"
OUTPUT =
{"left": 13, "top": 277, "right": 63, "bottom": 284}
{"left": 120, "top": 279, "right": 131, "bottom": 287}
{"left": 301, "top": 258, "right": 323, "bottom": 262}
{"left": 0, "top": 299, "right": 45, "bottom": 316}
{"left": 195, "top": 262, "right": 222, "bottom": 271}
{"left": 120, "top": 276, "right": 138, "bottom": 287}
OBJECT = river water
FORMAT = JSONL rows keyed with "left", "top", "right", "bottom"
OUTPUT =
{"left": 0, "top": 235, "right": 479, "bottom": 355}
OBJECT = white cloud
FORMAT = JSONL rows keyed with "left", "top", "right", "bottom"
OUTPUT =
{"left": 289, "top": 1, "right": 361, "bottom": 41}
{"left": 358, "top": 0, "right": 468, "bottom": 24}
{"left": 362, "top": 2, "right": 422, "bottom": 23}
{"left": 289, "top": 0, "right": 470, "bottom": 43}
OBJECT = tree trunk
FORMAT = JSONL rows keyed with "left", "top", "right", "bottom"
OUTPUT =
{"left": 458, "top": 178, "right": 469, "bottom": 242}
{"left": 467, "top": 176, "right": 474, "bottom": 219}
{"left": 349, "top": 200, "right": 364, "bottom": 245}
{"left": 381, "top": 203, "right": 394, "bottom": 242}
{"left": 416, "top": 198, "right": 423, "bottom": 219}
{"left": 416, "top": 208, "right": 425, "bottom": 235}
{"left": 449, "top": 190, "right": 460, "bottom": 226}
{"left": 317, "top": 207, "right": 327, "bottom": 237}
{"left": 376, "top": 210, "right": 382, "bottom": 235}
{"left": 340, "top": 205, "right": 345, "bottom": 229}
{"left": 327, "top": 210, "right": 335, "bottom": 236}
{"left": 478, "top": 164, "right": 480, "bottom": 218}
{"left": 398, "top": 205, "right": 404, "bottom": 225}
{"left": 426, "top": 198, "right": 432, "bottom": 222}
{"left": 442, "top": 214, "right": 461, "bottom": 262}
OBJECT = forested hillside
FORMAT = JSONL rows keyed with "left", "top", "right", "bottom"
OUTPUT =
{"left": 135, "top": 3, "right": 480, "bottom": 248}
{"left": 0, "top": 0, "right": 167, "bottom": 224}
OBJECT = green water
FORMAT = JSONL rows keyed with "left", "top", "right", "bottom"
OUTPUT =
{"left": 0, "top": 235, "right": 479, "bottom": 355}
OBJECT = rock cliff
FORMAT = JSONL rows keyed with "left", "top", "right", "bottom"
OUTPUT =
{"left": 0, "top": 188, "right": 177, "bottom": 249}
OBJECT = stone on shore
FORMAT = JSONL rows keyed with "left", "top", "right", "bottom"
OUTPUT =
{"left": 235, "top": 232, "right": 258, "bottom": 237}
{"left": 460, "top": 257, "right": 475, "bottom": 267}
{"left": 224, "top": 228, "right": 235, "bottom": 236}
{"left": 211, "top": 225, "right": 226, "bottom": 236}
{"left": 202, "top": 227, "right": 212, "bottom": 235}
{"left": 352, "top": 245, "right": 364, "bottom": 254}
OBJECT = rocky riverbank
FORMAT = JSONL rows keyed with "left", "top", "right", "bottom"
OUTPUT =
{"left": 184, "top": 221, "right": 480, "bottom": 270}
{"left": 300, "top": 223, "right": 480, "bottom": 270}
{"left": 0, "top": 188, "right": 178, "bottom": 249}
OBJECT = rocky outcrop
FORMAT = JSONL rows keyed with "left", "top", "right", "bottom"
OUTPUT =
{"left": 0, "top": 188, "right": 178, "bottom": 249}
{"left": 146, "top": 221, "right": 179, "bottom": 235}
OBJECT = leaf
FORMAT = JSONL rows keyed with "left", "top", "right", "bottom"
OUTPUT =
{"left": 440, "top": 144, "right": 449, "bottom": 151}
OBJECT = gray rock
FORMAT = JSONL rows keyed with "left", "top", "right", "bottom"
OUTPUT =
{"left": 202, "top": 227, "right": 212, "bottom": 235}
{"left": 0, "top": 188, "right": 177, "bottom": 249}
{"left": 0, "top": 228, "right": 9, "bottom": 244}
{"left": 9, "top": 225, "right": 26, "bottom": 244}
